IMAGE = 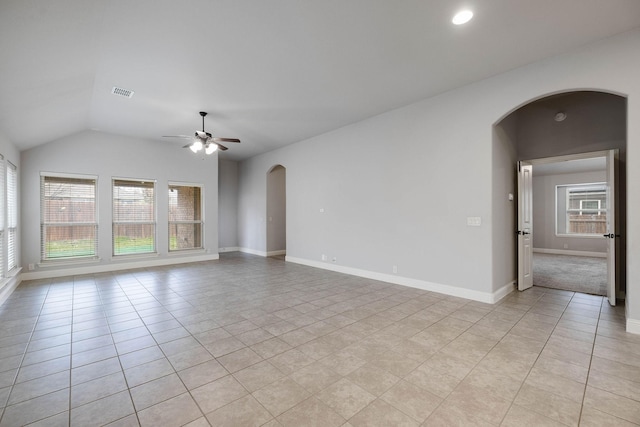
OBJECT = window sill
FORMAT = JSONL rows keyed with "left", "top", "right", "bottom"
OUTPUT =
{"left": 555, "top": 234, "right": 607, "bottom": 239}
{"left": 6, "top": 266, "right": 22, "bottom": 278}
{"left": 39, "top": 258, "right": 101, "bottom": 268}
{"left": 111, "top": 252, "right": 159, "bottom": 261}
{"left": 167, "top": 248, "right": 207, "bottom": 256}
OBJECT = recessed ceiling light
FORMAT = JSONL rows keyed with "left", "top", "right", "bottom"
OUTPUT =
{"left": 554, "top": 112, "right": 567, "bottom": 122}
{"left": 452, "top": 10, "right": 473, "bottom": 25}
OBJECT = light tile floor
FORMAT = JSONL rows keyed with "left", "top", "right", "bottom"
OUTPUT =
{"left": 0, "top": 252, "right": 638, "bottom": 426}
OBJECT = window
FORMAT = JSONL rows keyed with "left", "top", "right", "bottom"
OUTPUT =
{"left": 168, "top": 184, "right": 203, "bottom": 251}
{"left": 113, "top": 179, "right": 156, "bottom": 255}
{"left": 7, "top": 163, "right": 16, "bottom": 270}
{"left": 41, "top": 174, "right": 98, "bottom": 261}
{"left": 0, "top": 155, "right": 4, "bottom": 277}
{"left": 556, "top": 183, "right": 607, "bottom": 236}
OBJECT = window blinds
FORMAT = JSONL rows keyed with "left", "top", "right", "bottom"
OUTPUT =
{"left": 7, "top": 163, "right": 17, "bottom": 270}
{"left": 0, "top": 155, "right": 4, "bottom": 277}
{"left": 41, "top": 174, "right": 98, "bottom": 260}
{"left": 113, "top": 179, "right": 156, "bottom": 255}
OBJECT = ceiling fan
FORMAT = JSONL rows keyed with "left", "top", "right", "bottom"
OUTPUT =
{"left": 163, "top": 111, "right": 240, "bottom": 154}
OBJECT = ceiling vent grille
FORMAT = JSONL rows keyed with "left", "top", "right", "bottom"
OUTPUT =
{"left": 111, "top": 86, "right": 134, "bottom": 98}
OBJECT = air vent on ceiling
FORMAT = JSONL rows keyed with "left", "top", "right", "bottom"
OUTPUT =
{"left": 111, "top": 86, "right": 135, "bottom": 98}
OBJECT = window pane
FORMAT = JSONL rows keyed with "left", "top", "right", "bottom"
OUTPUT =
{"left": 113, "top": 179, "right": 156, "bottom": 255}
{"left": 43, "top": 225, "right": 98, "bottom": 258}
{"left": 113, "top": 224, "right": 156, "bottom": 255}
{"left": 169, "top": 186, "right": 201, "bottom": 221}
{"left": 41, "top": 175, "right": 98, "bottom": 261}
{"left": 170, "top": 223, "right": 202, "bottom": 250}
{"left": 556, "top": 183, "right": 607, "bottom": 236}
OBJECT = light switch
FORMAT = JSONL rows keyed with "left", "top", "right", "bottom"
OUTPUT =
{"left": 467, "top": 217, "right": 482, "bottom": 226}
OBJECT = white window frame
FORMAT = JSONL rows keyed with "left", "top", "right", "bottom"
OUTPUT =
{"left": 40, "top": 172, "right": 99, "bottom": 262}
{"left": 112, "top": 177, "right": 157, "bottom": 257}
{"left": 555, "top": 182, "right": 607, "bottom": 238}
{"left": 7, "top": 162, "right": 17, "bottom": 271}
{"left": 168, "top": 182, "right": 204, "bottom": 252}
{"left": 0, "top": 155, "right": 4, "bottom": 278}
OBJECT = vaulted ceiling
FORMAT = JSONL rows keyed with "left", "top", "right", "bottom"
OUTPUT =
{"left": 2, "top": 0, "right": 640, "bottom": 160}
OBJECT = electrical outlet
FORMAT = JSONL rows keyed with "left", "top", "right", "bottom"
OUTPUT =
{"left": 28, "top": 263, "right": 35, "bottom": 271}
{"left": 392, "top": 265, "right": 397, "bottom": 274}
{"left": 332, "top": 257, "right": 337, "bottom": 263}
{"left": 322, "top": 254, "right": 327, "bottom": 261}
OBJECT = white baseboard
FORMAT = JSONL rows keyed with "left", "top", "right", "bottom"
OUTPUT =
{"left": 218, "top": 247, "right": 240, "bottom": 253}
{"left": 237, "top": 248, "right": 286, "bottom": 257}
{"left": 285, "top": 256, "right": 512, "bottom": 304}
{"left": 266, "top": 250, "right": 286, "bottom": 257}
{"left": 627, "top": 318, "right": 640, "bottom": 335}
{"left": 21, "top": 253, "right": 220, "bottom": 281}
{"left": 533, "top": 248, "right": 606, "bottom": 258}
{"left": 239, "top": 247, "right": 268, "bottom": 257}
{"left": 494, "top": 281, "right": 516, "bottom": 302}
{"left": 0, "top": 270, "right": 22, "bottom": 307}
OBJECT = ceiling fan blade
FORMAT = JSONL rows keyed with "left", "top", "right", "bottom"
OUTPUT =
{"left": 182, "top": 144, "right": 191, "bottom": 148}
{"left": 212, "top": 137, "right": 240, "bottom": 143}
{"left": 215, "top": 143, "right": 229, "bottom": 151}
{"left": 163, "top": 135, "right": 193, "bottom": 139}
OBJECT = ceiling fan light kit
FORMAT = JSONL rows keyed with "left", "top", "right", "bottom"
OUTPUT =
{"left": 163, "top": 111, "right": 241, "bottom": 155}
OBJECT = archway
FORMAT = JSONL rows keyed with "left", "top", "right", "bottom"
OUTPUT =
{"left": 494, "top": 90, "right": 627, "bottom": 300}
{"left": 266, "top": 165, "right": 286, "bottom": 258}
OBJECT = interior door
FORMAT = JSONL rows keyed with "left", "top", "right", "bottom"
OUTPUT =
{"left": 517, "top": 162, "right": 533, "bottom": 291}
{"left": 605, "top": 149, "right": 618, "bottom": 306}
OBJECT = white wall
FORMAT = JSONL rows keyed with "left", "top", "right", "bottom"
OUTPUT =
{"left": 237, "top": 28, "right": 640, "bottom": 330}
{"left": 20, "top": 130, "right": 219, "bottom": 278}
{"left": 218, "top": 159, "right": 239, "bottom": 251}
{"left": 532, "top": 171, "right": 608, "bottom": 253}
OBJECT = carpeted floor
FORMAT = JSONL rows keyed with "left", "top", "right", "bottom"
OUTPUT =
{"left": 533, "top": 252, "right": 607, "bottom": 295}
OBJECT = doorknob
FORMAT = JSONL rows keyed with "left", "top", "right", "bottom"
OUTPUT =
{"left": 516, "top": 230, "right": 530, "bottom": 235}
{"left": 603, "top": 233, "right": 620, "bottom": 238}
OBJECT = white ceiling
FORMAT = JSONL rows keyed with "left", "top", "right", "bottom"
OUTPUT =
{"left": 533, "top": 157, "right": 606, "bottom": 176}
{"left": 2, "top": 1, "right": 640, "bottom": 161}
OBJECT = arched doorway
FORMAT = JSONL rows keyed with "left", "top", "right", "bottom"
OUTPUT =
{"left": 495, "top": 90, "right": 627, "bottom": 302}
{"left": 266, "top": 165, "right": 286, "bottom": 259}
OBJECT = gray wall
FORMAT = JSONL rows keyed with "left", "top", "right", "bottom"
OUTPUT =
{"left": 492, "top": 114, "right": 518, "bottom": 291}
{"left": 515, "top": 91, "right": 626, "bottom": 160}
{"left": 21, "top": 130, "right": 219, "bottom": 274}
{"left": 532, "top": 170, "right": 608, "bottom": 253}
{"left": 266, "top": 165, "right": 286, "bottom": 253}
{"left": 218, "top": 159, "right": 239, "bottom": 250}
{"left": 237, "top": 29, "right": 640, "bottom": 325}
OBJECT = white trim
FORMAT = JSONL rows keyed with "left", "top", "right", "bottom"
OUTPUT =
{"left": 0, "top": 269, "right": 22, "bottom": 307}
{"left": 40, "top": 171, "right": 98, "bottom": 180}
{"left": 239, "top": 247, "right": 268, "bottom": 257}
{"left": 285, "top": 256, "right": 511, "bottom": 304}
{"left": 494, "top": 281, "right": 516, "bottom": 302}
{"left": 218, "top": 247, "right": 240, "bottom": 253}
{"left": 22, "top": 253, "right": 219, "bottom": 281}
{"left": 266, "top": 250, "right": 286, "bottom": 257}
{"left": 626, "top": 318, "right": 640, "bottom": 335}
{"left": 533, "top": 248, "right": 606, "bottom": 258}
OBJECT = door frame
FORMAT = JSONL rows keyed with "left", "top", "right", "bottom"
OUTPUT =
{"left": 517, "top": 150, "right": 620, "bottom": 302}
